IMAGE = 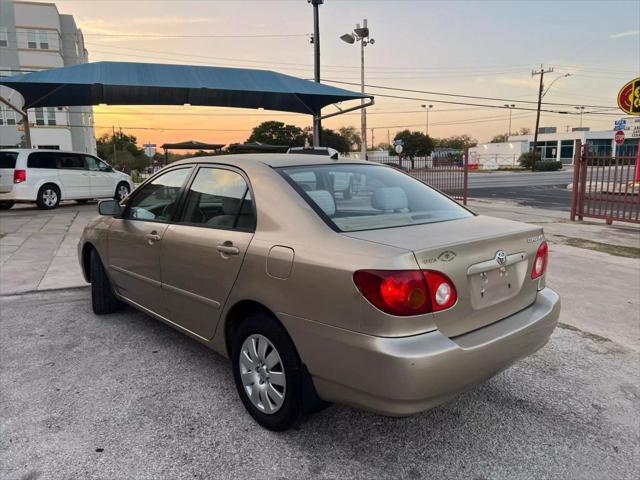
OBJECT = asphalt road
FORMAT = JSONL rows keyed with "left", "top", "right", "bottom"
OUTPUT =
{"left": 2, "top": 289, "right": 638, "bottom": 480}
{"left": 469, "top": 185, "right": 572, "bottom": 211}
{"left": 467, "top": 170, "right": 574, "bottom": 189}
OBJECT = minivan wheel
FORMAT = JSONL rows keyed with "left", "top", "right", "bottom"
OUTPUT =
{"left": 36, "top": 184, "right": 60, "bottom": 209}
{"left": 115, "top": 182, "right": 130, "bottom": 202}
{"left": 0, "top": 201, "right": 14, "bottom": 210}
{"left": 231, "top": 313, "right": 304, "bottom": 431}
{"left": 90, "top": 249, "right": 122, "bottom": 315}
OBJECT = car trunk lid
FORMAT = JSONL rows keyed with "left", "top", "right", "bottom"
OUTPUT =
{"left": 344, "top": 215, "right": 545, "bottom": 337}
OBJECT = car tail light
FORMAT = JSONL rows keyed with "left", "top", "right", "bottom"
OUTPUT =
{"left": 13, "top": 169, "right": 26, "bottom": 184}
{"left": 353, "top": 269, "right": 457, "bottom": 316}
{"left": 531, "top": 241, "right": 548, "bottom": 279}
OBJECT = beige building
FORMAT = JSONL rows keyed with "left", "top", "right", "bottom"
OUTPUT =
{"left": 0, "top": 0, "right": 96, "bottom": 153}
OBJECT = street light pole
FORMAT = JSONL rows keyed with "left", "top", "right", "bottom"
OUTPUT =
{"left": 575, "top": 106, "right": 585, "bottom": 128}
{"left": 504, "top": 103, "right": 515, "bottom": 137}
{"left": 310, "top": 0, "right": 323, "bottom": 146}
{"left": 421, "top": 104, "right": 433, "bottom": 136}
{"left": 341, "top": 19, "right": 374, "bottom": 160}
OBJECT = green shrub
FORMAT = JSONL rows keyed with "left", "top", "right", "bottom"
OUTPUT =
{"left": 518, "top": 151, "right": 540, "bottom": 169}
{"left": 533, "top": 160, "right": 563, "bottom": 171}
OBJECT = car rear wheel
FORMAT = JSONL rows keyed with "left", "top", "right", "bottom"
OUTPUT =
{"left": 36, "top": 184, "right": 60, "bottom": 209}
{"left": 115, "top": 182, "right": 130, "bottom": 202}
{"left": 90, "top": 249, "right": 122, "bottom": 315}
{"left": 0, "top": 201, "right": 15, "bottom": 210}
{"left": 231, "top": 313, "right": 304, "bottom": 431}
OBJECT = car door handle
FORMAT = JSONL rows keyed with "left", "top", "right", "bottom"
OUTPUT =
{"left": 216, "top": 244, "right": 239, "bottom": 255}
{"left": 145, "top": 232, "right": 162, "bottom": 242}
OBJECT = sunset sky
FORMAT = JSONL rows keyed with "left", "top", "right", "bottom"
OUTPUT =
{"left": 50, "top": 0, "right": 640, "bottom": 148}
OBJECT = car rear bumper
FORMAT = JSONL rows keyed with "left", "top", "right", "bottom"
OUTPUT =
{"left": 280, "top": 287, "right": 560, "bottom": 416}
{"left": 0, "top": 184, "right": 35, "bottom": 201}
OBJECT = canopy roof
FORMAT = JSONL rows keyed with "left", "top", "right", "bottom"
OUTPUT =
{"left": 0, "top": 61, "right": 371, "bottom": 114}
{"left": 161, "top": 140, "right": 225, "bottom": 150}
{"left": 227, "top": 142, "right": 289, "bottom": 153}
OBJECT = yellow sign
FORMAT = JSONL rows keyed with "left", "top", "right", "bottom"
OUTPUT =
{"left": 617, "top": 77, "right": 640, "bottom": 115}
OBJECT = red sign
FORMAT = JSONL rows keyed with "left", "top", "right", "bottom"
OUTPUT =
{"left": 617, "top": 77, "right": 640, "bottom": 115}
{"left": 614, "top": 130, "right": 625, "bottom": 145}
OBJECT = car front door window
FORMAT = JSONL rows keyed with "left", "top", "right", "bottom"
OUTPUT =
{"left": 125, "top": 168, "right": 191, "bottom": 221}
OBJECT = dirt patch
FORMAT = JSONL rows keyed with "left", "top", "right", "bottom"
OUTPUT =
{"left": 552, "top": 235, "right": 640, "bottom": 258}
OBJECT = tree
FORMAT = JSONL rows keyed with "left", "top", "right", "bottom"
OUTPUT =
{"left": 435, "top": 134, "right": 478, "bottom": 150}
{"left": 338, "top": 126, "right": 361, "bottom": 151}
{"left": 517, "top": 127, "right": 531, "bottom": 135}
{"left": 490, "top": 134, "right": 508, "bottom": 143}
{"left": 391, "top": 130, "right": 434, "bottom": 158}
{"left": 96, "top": 130, "right": 148, "bottom": 173}
{"left": 320, "top": 127, "right": 351, "bottom": 154}
{"left": 246, "top": 121, "right": 306, "bottom": 146}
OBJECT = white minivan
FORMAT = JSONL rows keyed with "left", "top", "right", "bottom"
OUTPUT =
{"left": 0, "top": 149, "right": 132, "bottom": 210}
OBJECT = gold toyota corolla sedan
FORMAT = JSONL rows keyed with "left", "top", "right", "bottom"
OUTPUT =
{"left": 78, "top": 154, "right": 560, "bottom": 431}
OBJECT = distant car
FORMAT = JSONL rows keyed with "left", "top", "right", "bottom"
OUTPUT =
{"left": 287, "top": 147, "right": 353, "bottom": 198}
{"left": 79, "top": 154, "right": 560, "bottom": 431}
{"left": 0, "top": 149, "right": 132, "bottom": 210}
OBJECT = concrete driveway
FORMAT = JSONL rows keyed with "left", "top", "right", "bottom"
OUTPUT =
{"left": 1, "top": 288, "right": 639, "bottom": 480}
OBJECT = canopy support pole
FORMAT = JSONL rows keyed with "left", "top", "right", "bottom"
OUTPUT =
{"left": 0, "top": 96, "right": 31, "bottom": 148}
{"left": 319, "top": 98, "right": 374, "bottom": 121}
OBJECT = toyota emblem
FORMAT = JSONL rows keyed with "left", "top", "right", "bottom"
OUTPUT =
{"left": 495, "top": 250, "right": 507, "bottom": 266}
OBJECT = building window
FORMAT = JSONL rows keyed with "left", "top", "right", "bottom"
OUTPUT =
{"left": 38, "top": 30, "right": 49, "bottom": 49}
{"left": 33, "top": 108, "right": 57, "bottom": 126}
{"left": 586, "top": 139, "right": 612, "bottom": 157}
{"left": 46, "top": 107, "right": 56, "bottom": 125}
{"left": 0, "top": 27, "right": 8, "bottom": 48}
{"left": 560, "top": 140, "right": 574, "bottom": 161}
{"left": 27, "top": 30, "right": 37, "bottom": 49}
{"left": 0, "top": 107, "right": 18, "bottom": 126}
{"left": 34, "top": 108, "right": 45, "bottom": 125}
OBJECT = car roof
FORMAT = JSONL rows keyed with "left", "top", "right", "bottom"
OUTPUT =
{"left": 0, "top": 148, "right": 95, "bottom": 155}
{"left": 170, "top": 153, "right": 370, "bottom": 168}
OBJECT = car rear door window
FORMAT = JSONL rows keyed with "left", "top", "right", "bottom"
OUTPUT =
{"left": 179, "top": 167, "right": 255, "bottom": 231}
{"left": 0, "top": 151, "right": 17, "bottom": 168}
{"left": 85, "top": 156, "right": 112, "bottom": 172}
{"left": 27, "top": 152, "right": 57, "bottom": 169}
{"left": 125, "top": 167, "right": 192, "bottom": 222}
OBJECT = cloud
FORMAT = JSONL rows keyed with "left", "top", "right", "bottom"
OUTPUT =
{"left": 610, "top": 30, "right": 640, "bottom": 39}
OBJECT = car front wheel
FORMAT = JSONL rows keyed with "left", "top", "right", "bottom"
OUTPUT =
{"left": 90, "top": 249, "right": 122, "bottom": 315}
{"left": 231, "top": 313, "right": 304, "bottom": 431}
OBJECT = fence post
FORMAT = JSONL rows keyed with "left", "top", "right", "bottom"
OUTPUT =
{"left": 570, "top": 140, "right": 581, "bottom": 221}
{"left": 635, "top": 139, "right": 640, "bottom": 183}
{"left": 578, "top": 143, "right": 588, "bottom": 221}
{"left": 463, "top": 147, "right": 469, "bottom": 205}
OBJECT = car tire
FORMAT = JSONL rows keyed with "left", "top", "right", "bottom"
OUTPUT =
{"left": 231, "top": 313, "right": 304, "bottom": 431}
{"left": 90, "top": 249, "right": 122, "bottom": 315}
{"left": 36, "top": 184, "right": 60, "bottom": 210}
{"left": 114, "top": 182, "right": 130, "bottom": 202}
{"left": 0, "top": 201, "right": 15, "bottom": 210}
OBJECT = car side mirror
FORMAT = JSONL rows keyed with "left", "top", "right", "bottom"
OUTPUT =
{"left": 98, "top": 199, "right": 123, "bottom": 216}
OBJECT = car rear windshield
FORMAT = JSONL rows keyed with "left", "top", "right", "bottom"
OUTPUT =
{"left": 278, "top": 164, "right": 472, "bottom": 232}
{"left": 0, "top": 151, "right": 17, "bottom": 169}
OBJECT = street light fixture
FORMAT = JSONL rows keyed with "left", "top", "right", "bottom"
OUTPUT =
{"left": 341, "top": 19, "right": 374, "bottom": 160}
{"left": 542, "top": 73, "right": 572, "bottom": 98}
{"left": 420, "top": 104, "right": 433, "bottom": 136}
{"left": 504, "top": 103, "right": 515, "bottom": 137}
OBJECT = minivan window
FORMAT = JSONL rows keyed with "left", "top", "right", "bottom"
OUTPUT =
{"left": 279, "top": 164, "right": 472, "bottom": 232}
{"left": 85, "top": 156, "right": 111, "bottom": 172}
{"left": 55, "top": 153, "right": 86, "bottom": 170}
{"left": 28, "top": 152, "right": 57, "bottom": 169}
{"left": 0, "top": 151, "right": 17, "bottom": 168}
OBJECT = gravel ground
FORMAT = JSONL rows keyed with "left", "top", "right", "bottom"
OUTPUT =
{"left": 1, "top": 289, "right": 639, "bottom": 480}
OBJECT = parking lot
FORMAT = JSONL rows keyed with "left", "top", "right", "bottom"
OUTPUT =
{"left": 1, "top": 197, "right": 640, "bottom": 480}
{"left": 1, "top": 288, "right": 638, "bottom": 480}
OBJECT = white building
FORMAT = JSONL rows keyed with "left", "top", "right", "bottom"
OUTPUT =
{"left": 0, "top": 0, "right": 95, "bottom": 153}
{"left": 470, "top": 119, "right": 639, "bottom": 169}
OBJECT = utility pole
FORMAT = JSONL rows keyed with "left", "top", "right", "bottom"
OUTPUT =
{"left": 531, "top": 65, "right": 553, "bottom": 168}
{"left": 112, "top": 125, "right": 117, "bottom": 166}
{"left": 504, "top": 103, "right": 515, "bottom": 138}
{"left": 421, "top": 104, "right": 433, "bottom": 136}
{"left": 310, "top": 0, "right": 323, "bottom": 147}
{"left": 575, "top": 106, "right": 585, "bottom": 128}
{"left": 370, "top": 127, "right": 374, "bottom": 150}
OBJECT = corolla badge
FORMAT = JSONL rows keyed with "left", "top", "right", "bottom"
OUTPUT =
{"left": 495, "top": 250, "right": 507, "bottom": 266}
{"left": 437, "top": 250, "right": 456, "bottom": 262}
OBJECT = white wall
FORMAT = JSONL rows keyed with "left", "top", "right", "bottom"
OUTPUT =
{"left": 30, "top": 127, "right": 72, "bottom": 150}
{"left": 13, "top": 2, "right": 60, "bottom": 29}
{"left": 469, "top": 141, "right": 528, "bottom": 170}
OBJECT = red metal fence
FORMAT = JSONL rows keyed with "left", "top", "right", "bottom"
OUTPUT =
{"left": 372, "top": 151, "right": 469, "bottom": 204}
{"left": 570, "top": 140, "right": 640, "bottom": 224}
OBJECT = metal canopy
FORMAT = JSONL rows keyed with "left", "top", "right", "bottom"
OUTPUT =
{"left": 0, "top": 61, "right": 371, "bottom": 115}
